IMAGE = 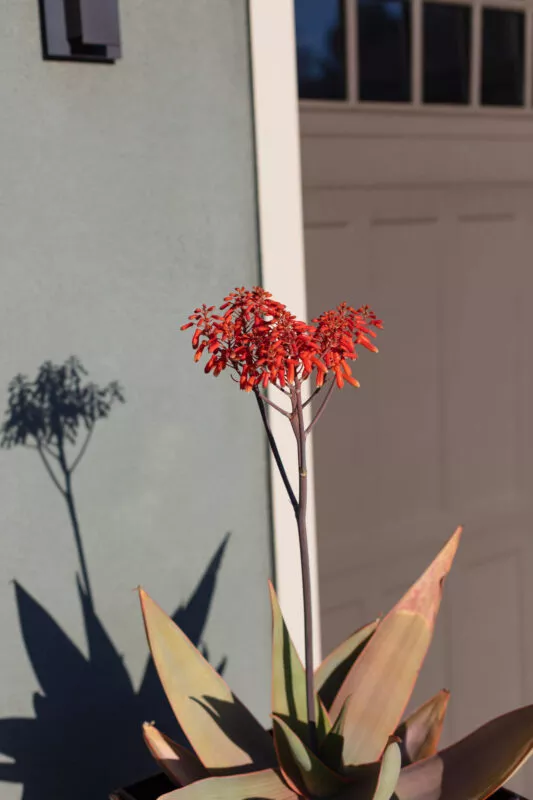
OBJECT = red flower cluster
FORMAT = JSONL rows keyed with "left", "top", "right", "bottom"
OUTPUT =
{"left": 181, "top": 287, "right": 382, "bottom": 392}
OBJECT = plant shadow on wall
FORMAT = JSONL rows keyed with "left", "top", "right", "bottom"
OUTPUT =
{"left": 0, "top": 357, "right": 228, "bottom": 800}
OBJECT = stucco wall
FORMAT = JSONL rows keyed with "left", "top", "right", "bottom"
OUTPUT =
{"left": 0, "top": 1, "right": 273, "bottom": 797}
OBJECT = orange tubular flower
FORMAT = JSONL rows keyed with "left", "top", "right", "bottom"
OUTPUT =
{"left": 180, "top": 287, "right": 382, "bottom": 392}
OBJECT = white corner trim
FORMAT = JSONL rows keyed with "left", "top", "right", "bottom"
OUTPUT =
{"left": 248, "top": 0, "right": 321, "bottom": 665}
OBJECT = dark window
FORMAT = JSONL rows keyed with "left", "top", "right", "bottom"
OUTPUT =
{"left": 481, "top": 8, "right": 525, "bottom": 106}
{"left": 295, "top": 0, "right": 347, "bottom": 100}
{"left": 358, "top": 0, "right": 412, "bottom": 102}
{"left": 423, "top": 3, "right": 471, "bottom": 104}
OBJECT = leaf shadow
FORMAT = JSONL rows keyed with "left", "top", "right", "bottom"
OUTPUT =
{"left": 190, "top": 694, "right": 274, "bottom": 776}
{"left": 0, "top": 534, "right": 230, "bottom": 800}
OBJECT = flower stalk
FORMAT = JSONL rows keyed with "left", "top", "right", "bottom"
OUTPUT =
{"left": 293, "top": 378, "right": 317, "bottom": 750}
{"left": 256, "top": 376, "right": 334, "bottom": 751}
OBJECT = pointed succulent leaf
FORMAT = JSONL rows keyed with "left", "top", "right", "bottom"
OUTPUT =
{"left": 269, "top": 582, "right": 331, "bottom": 746}
{"left": 331, "top": 528, "right": 461, "bottom": 768}
{"left": 396, "top": 705, "right": 533, "bottom": 800}
{"left": 158, "top": 768, "right": 297, "bottom": 800}
{"left": 316, "top": 620, "right": 379, "bottom": 710}
{"left": 138, "top": 536, "right": 228, "bottom": 716}
{"left": 372, "top": 742, "right": 402, "bottom": 800}
{"left": 139, "top": 588, "right": 275, "bottom": 772}
{"left": 320, "top": 695, "right": 351, "bottom": 773}
{"left": 143, "top": 723, "right": 208, "bottom": 787}
{"left": 272, "top": 714, "right": 347, "bottom": 798}
{"left": 395, "top": 690, "right": 450, "bottom": 766}
{"left": 335, "top": 741, "right": 402, "bottom": 800}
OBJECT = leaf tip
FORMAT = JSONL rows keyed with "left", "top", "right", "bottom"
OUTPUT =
{"left": 432, "top": 526, "right": 462, "bottom": 582}
{"left": 399, "top": 527, "right": 462, "bottom": 620}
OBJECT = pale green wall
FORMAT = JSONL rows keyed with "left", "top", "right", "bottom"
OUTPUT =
{"left": 0, "top": 1, "right": 273, "bottom": 797}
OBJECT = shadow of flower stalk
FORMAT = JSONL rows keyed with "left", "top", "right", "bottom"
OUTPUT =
{"left": 1, "top": 356, "right": 125, "bottom": 609}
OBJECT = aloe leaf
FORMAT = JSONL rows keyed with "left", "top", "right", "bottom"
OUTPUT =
{"left": 331, "top": 528, "right": 461, "bottom": 768}
{"left": 320, "top": 695, "right": 351, "bottom": 773}
{"left": 372, "top": 742, "right": 402, "bottom": 800}
{"left": 269, "top": 582, "right": 331, "bottom": 746}
{"left": 335, "top": 741, "right": 402, "bottom": 800}
{"left": 139, "top": 588, "right": 275, "bottom": 772}
{"left": 395, "top": 690, "right": 450, "bottom": 766}
{"left": 142, "top": 723, "right": 208, "bottom": 787}
{"left": 157, "top": 768, "right": 297, "bottom": 800}
{"left": 315, "top": 620, "right": 378, "bottom": 710}
{"left": 396, "top": 705, "right": 533, "bottom": 800}
{"left": 272, "top": 714, "right": 346, "bottom": 797}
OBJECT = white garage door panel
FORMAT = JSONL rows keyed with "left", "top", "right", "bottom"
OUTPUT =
{"left": 305, "top": 182, "right": 533, "bottom": 792}
{"left": 444, "top": 214, "right": 522, "bottom": 510}
{"left": 301, "top": 135, "right": 533, "bottom": 188}
{"left": 369, "top": 216, "right": 442, "bottom": 530}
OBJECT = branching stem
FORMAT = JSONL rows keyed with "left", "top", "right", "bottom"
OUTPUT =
{"left": 305, "top": 375, "right": 336, "bottom": 437}
{"left": 302, "top": 384, "right": 324, "bottom": 409}
{"left": 256, "top": 393, "right": 291, "bottom": 419}
{"left": 254, "top": 391, "right": 297, "bottom": 513}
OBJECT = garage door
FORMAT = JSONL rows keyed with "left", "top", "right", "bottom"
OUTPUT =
{"left": 297, "top": 0, "right": 533, "bottom": 793}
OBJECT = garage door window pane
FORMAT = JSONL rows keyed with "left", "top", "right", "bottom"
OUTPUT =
{"left": 295, "top": 0, "right": 347, "bottom": 100}
{"left": 481, "top": 8, "right": 525, "bottom": 107}
{"left": 423, "top": 3, "right": 471, "bottom": 104}
{"left": 358, "top": 0, "right": 411, "bottom": 102}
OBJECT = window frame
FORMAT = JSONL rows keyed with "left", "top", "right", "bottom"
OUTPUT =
{"left": 298, "top": 0, "right": 533, "bottom": 114}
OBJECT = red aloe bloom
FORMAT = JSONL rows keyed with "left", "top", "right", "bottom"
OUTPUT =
{"left": 312, "top": 302, "right": 382, "bottom": 389}
{"left": 181, "top": 287, "right": 382, "bottom": 392}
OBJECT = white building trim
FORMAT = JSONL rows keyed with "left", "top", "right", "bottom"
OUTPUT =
{"left": 248, "top": 0, "right": 321, "bottom": 665}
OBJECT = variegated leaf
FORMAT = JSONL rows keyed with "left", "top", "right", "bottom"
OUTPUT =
{"left": 320, "top": 695, "right": 351, "bottom": 773}
{"left": 396, "top": 705, "right": 533, "bottom": 800}
{"left": 139, "top": 589, "right": 275, "bottom": 772}
{"left": 142, "top": 722, "right": 208, "bottom": 786}
{"left": 269, "top": 582, "right": 331, "bottom": 746}
{"left": 395, "top": 690, "right": 450, "bottom": 765}
{"left": 335, "top": 741, "right": 402, "bottom": 800}
{"left": 272, "top": 714, "right": 346, "bottom": 798}
{"left": 330, "top": 528, "right": 461, "bottom": 768}
{"left": 316, "top": 620, "right": 378, "bottom": 711}
{"left": 158, "top": 768, "right": 297, "bottom": 800}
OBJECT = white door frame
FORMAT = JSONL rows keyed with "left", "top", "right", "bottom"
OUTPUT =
{"left": 248, "top": 0, "right": 321, "bottom": 664}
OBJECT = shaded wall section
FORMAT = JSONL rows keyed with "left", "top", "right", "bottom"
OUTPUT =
{"left": 0, "top": 1, "right": 273, "bottom": 798}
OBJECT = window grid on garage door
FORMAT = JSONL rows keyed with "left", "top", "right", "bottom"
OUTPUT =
{"left": 295, "top": 0, "right": 533, "bottom": 112}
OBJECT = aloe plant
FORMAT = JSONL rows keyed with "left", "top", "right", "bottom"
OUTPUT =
{"left": 117, "top": 288, "right": 533, "bottom": 800}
